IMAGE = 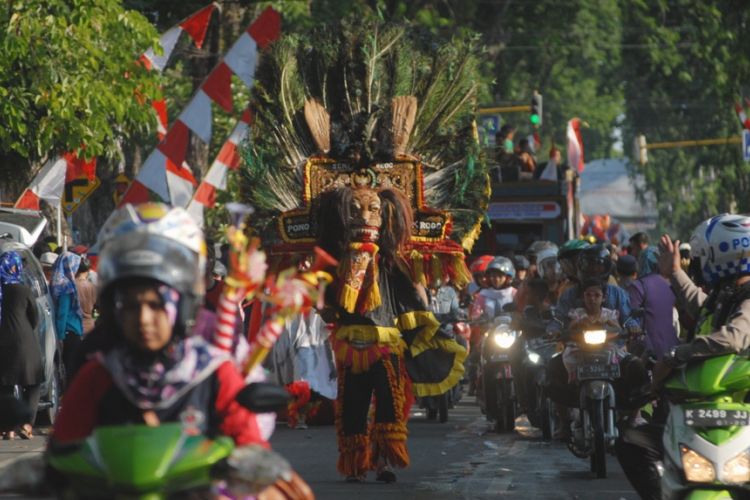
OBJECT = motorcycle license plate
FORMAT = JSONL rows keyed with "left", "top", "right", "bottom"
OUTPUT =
{"left": 577, "top": 364, "right": 620, "bottom": 380}
{"left": 684, "top": 408, "right": 750, "bottom": 427}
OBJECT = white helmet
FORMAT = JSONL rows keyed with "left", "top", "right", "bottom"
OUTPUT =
{"left": 97, "top": 203, "right": 206, "bottom": 336}
{"left": 536, "top": 247, "right": 560, "bottom": 280}
{"left": 689, "top": 213, "right": 750, "bottom": 286}
{"left": 487, "top": 256, "right": 515, "bottom": 279}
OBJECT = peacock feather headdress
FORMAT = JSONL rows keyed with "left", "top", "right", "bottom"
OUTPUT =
{"left": 241, "top": 18, "right": 490, "bottom": 288}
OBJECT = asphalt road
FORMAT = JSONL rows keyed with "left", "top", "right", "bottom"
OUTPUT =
{"left": 270, "top": 398, "right": 639, "bottom": 499}
{"left": 0, "top": 399, "right": 639, "bottom": 499}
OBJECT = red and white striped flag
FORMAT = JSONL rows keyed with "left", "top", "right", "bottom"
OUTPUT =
{"left": 14, "top": 158, "right": 68, "bottom": 210}
{"left": 141, "top": 3, "right": 219, "bottom": 139}
{"left": 120, "top": 7, "right": 280, "bottom": 208}
{"left": 140, "top": 3, "right": 218, "bottom": 70}
{"left": 567, "top": 118, "right": 585, "bottom": 173}
{"left": 187, "top": 110, "right": 252, "bottom": 225}
{"left": 735, "top": 101, "right": 750, "bottom": 131}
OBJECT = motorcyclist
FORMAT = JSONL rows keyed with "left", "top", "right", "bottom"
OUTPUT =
{"left": 512, "top": 255, "right": 530, "bottom": 288}
{"left": 547, "top": 278, "right": 648, "bottom": 410}
{"left": 536, "top": 246, "right": 564, "bottom": 304}
{"left": 515, "top": 278, "right": 552, "bottom": 339}
{"left": 51, "top": 203, "right": 268, "bottom": 447}
{"left": 546, "top": 244, "right": 643, "bottom": 439}
{"left": 616, "top": 214, "right": 750, "bottom": 499}
{"left": 466, "top": 255, "right": 494, "bottom": 297}
{"left": 511, "top": 277, "right": 553, "bottom": 416}
{"left": 466, "top": 255, "right": 494, "bottom": 396}
{"left": 549, "top": 243, "right": 637, "bottom": 334}
{"left": 478, "top": 256, "right": 517, "bottom": 320}
{"left": 526, "top": 240, "right": 558, "bottom": 279}
{"left": 557, "top": 239, "right": 590, "bottom": 296}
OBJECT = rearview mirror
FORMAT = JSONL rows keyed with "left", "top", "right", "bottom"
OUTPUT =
{"left": 235, "top": 383, "right": 291, "bottom": 414}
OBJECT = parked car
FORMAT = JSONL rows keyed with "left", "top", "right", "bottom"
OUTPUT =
{"left": 0, "top": 207, "right": 48, "bottom": 247}
{"left": 0, "top": 238, "right": 63, "bottom": 425}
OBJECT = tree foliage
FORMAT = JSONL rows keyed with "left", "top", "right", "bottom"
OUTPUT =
{"left": 0, "top": 0, "right": 161, "bottom": 166}
{"left": 4, "top": 0, "right": 747, "bottom": 241}
{"left": 621, "top": 0, "right": 750, "bottom": 235}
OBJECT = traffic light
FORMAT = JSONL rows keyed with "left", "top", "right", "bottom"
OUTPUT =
{"left": 530, "top": 91, "right": 543, "bottom": 127}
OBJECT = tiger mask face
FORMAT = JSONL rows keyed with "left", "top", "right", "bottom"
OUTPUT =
{"left": 350, "top": 188, "right": 381, "bottom": 242}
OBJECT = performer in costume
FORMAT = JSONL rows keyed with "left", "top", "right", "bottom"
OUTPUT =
{"left": 316, "top": 185, "right": 420, "bottom": 481}
{"left": 241, "top": 17, "right": 490, "bottom": 483}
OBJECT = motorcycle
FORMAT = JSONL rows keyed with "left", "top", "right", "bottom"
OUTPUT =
{"left": 523, "top": 334, "right": 560, "bottom": 441}
{"left": 0, "top": 383, "right": 295, "bottom": 499}
{"left": 661, "top": 354, "right": 750, "bottom": 499}
{"left": 564, "top": 326, "right": 629, "bottom": 478}
{"left": 476, "top": 314, "right": 522, "bottom": 433}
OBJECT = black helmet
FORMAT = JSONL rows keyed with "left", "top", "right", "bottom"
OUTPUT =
{"left": 512, "top": 255, "right": 530, "bottom": 271}
{"left": 576, "top": 243, "right": 613, "bottom": 284}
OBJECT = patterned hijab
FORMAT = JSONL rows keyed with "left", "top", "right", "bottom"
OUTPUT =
{"left": 50, "top": 251, "right": 82, "bottom": 319}
{"left": 0, "top": 251, "right": 23, "bottom": 325}
{"left": 103, "top": 283, "right": 227, "bottom": 410}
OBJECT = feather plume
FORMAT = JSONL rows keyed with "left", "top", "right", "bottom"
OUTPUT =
{"left": 304, "top": 98, "right": 331, "bottom": 153}
{"left": 392, "top": 96, "right": 417, "bottom": 156}
{"left": 240, "top": 17, "right": 490, "bottom": 249}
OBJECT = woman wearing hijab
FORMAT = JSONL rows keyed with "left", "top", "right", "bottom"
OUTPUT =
{"left": 0, "top": 251, "right": 41, "bottom": 439}
{"left": 51, "top": 251, "right": 83, "bottom": 378}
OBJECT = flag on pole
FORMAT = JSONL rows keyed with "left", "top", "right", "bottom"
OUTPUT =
{"left": 63, "top": 151, "right": 96, "bottom": 182}
{"left": 539, "top": 145, "right": 558, "bottom": 181}
{"left": 14, "top": 158, "right": 68, "bottom": 210}
{"left": 735, "top": 101, "right": 750, "bottom": 131}
{"left": 120, "top": 7, "right": 280, "bottom": 208}
{"left": 187, "top": 111, "right": 252, "bottom": 225}
{"left": 567, "top": 118, "right": 585, "bottom": 173}
{"left": 140, "top": 3, "right": 220, "bottom": 139}
{"left": 139, "top": 3, "right": 219, "bottom": 71}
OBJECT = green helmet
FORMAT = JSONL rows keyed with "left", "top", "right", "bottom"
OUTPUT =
{"left": 558, "top": 239, "right": 591, "bottom": 280}
{"left": 559, "top": 239, "right": 590, "bottom": 255}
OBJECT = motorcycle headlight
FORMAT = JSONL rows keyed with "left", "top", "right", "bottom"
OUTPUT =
{"left": 583, "top": 329, "right": 607, "bottom": 345}
{"left": 493, "top": 331, "right": 517, "bottom": 349}
{"left": 723, "top": 450, "right": 750, "bottom": 483}
{"left": 681, "top": 445, "right": 716, "bottom": 482}
{"left": 527, "top": 351, "right": 541, "bottom": 364}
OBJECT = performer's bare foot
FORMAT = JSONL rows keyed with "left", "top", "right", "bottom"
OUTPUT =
{"left": 345, "top": 474, "right": 366, "bottom": 483}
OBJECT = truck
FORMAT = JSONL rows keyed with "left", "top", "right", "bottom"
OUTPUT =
{"left": 471, "top": 168, "right": 582, "bottom": 255}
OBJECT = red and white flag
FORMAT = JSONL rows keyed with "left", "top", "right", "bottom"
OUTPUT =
{"left": 140, "top": 3, "right": 219, "bottom": 140}
{"left": 567, "top": 118, "right": 585, "bottom": 174}
{"left": 735, "top": 101, "right": 750, "bottom": 131}
{"left": 14, "top": 158, "right": 68, "bottom": 210}
{"left": 539, "top": 147, "right": 558, "bottom": 181}
{"left": 120, "top": 8, "right": 280, "bottom": 208}
{"left": 140, "top": 3, "right": 218, "bottom": 71}
{"left": 187, "top": 111, "right": 251, "bottom": 225}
